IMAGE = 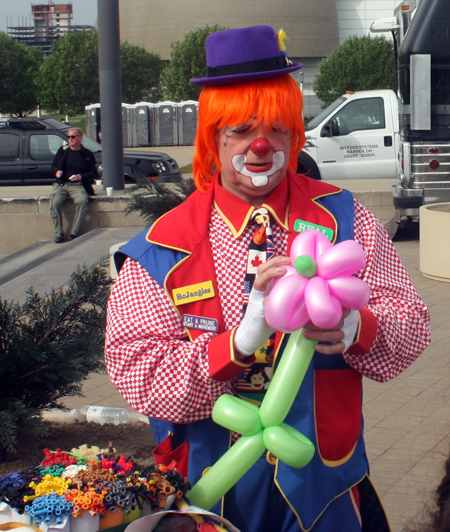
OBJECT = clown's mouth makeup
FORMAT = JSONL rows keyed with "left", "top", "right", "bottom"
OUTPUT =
{"left": 232, "top": 151, "right": 285, "bottom": 187}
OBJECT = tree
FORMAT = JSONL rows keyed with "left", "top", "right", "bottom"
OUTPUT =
{"left": 0, "top": 259, "right": 113, "bottom": 456}
{"left": 121, "top": 41, "right": 164, "bottom": 103}
{"left": 161, "top": 25, "right": 227, "bottom": 101}
{"left": 313, "top": 35, "right": 396, "bottom": 107}
{"left": 37, "top": 29, "right": 99, "bottom": 114}
{"left": 38, "top": 30, "right": 163, "bottom": 113}
{"left": 0, "top": 32, "right": 43, "bottom": 116}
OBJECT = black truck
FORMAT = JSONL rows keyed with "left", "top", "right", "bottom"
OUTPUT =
{"left": 0, "top": 117, "right": 181, "bottom": 186}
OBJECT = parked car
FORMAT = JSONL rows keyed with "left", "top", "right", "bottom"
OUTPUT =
{"left": 0, "top": 117, "right": 181, "bottom": 185}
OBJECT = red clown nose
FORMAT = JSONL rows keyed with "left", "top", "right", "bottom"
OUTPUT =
{"left": 250, "top": 137, "right": 272, "bottom": 156}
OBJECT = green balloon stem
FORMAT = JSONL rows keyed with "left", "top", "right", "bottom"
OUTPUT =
{"left": 294, "top": 255, "right": 317, "bottom": 278}
{"left": 259, "top": 329, "right": 317, "bottom": 427}
{"left": 188, "top": 433, "right": 266, "bottom": 510}
{"left": 189, "top": 329, "right": 317, "bottom": 510}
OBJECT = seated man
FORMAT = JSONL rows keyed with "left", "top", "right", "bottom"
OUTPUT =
{"left": 50, "top": 128, "right": 97, "bottom": 243}
{"left": 105, "top": 26, "right": 431, "bottom": 532}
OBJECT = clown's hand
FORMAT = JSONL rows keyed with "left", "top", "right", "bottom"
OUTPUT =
{"left": 234, "top": 286, "right": 275, "bottom": 357}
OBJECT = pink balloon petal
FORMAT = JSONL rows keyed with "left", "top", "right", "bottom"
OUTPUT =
{"left": 316, "top": 240, "right": 366, "bottom": 279}
{"left": 305, "top": 277, "right": 343, "bottom": 329}
{"left": 327, "top": 276, "right": 371, "bottom": 310}
{"left": 266, "top": 275, "right": 308, "bottom": 332}
{"left": 265, "top": 230, "right": 369, "bottom": 334}
{"left": 290, "top": 230, "right": 331, "bottom": 263}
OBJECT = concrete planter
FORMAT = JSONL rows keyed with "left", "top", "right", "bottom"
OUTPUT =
{"left": 420, "top": 203, "right": 450, "bottom": 282}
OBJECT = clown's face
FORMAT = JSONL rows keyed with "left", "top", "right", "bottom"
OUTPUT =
{"left": 216, "top": 120, "right": 291, "bottom": 206}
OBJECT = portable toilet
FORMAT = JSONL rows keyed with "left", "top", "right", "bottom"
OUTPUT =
{"left": 121, "top": 103, "right": 134, "bottom": 147}
{"left": 178, "top": 100, "right": 198, "bottom": 146}
{"left": 132, "top": 102, "right": 156, "bottom": 147}
{"left": 154, "top": 101, "right": 178, "bottom": 146}
{"left": 85, "top": 103, "right": 101, "bottom": 143}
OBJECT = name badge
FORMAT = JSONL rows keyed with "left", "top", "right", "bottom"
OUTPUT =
{"left": 173, "top": 281, "right": 215, "bottom": 306}
{"left": 293, "top": 220, "right": 333, "bottom": 241}
{"left": 182, "top": 314, "right": 219, "bottom": 333}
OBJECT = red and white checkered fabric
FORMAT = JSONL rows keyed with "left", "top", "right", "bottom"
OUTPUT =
{"left": 105, "top": 199, "right": 430, "bottom": 422}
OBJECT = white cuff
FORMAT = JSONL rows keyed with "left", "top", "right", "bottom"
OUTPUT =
{"left": 234, "top": 288, "right": 275, "bottom": 356}
{"left": 342, "top": 310, "right": 360, "bottom": 352}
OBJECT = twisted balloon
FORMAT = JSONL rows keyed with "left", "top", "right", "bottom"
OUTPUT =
{"left": 265, "top": 230, "right": 371, "bottom": 332}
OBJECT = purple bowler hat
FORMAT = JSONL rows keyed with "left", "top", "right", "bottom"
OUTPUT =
{"left": 190, "top": 25, "right": 302, "bottom": 86}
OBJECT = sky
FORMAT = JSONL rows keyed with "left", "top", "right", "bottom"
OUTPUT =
{"left": 0, "top": 0, "right": 97, "bottom": 33}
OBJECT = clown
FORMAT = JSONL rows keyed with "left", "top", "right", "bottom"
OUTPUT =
{"left": 105, "top": 26, "right": 430, "bottom": 532}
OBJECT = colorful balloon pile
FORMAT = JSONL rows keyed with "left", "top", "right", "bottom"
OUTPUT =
{"left": 0, "top": 445, "right": 191, "bottom": 530}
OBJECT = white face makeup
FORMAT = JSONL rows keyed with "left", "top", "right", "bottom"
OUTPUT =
{"left": 231, "top": 151, "right": 285, "bottom": 187}
{"left": 216, "top": 120, "right": 291, "bottom": 206}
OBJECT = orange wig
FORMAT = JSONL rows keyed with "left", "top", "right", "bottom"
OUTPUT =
{"left": 193, "top": 74, "right": 305, "bottom": 191}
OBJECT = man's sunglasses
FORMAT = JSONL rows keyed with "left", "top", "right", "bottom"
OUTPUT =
{"left": 67, "top": 135, "right": 80, "bottom": 139}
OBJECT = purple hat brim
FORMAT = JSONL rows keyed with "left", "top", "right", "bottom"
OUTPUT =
{"left": 190, "top": 61, "right": 303, "bottom": 86}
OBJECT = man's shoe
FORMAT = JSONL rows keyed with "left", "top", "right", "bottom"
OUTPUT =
{"left": 55, "top": 235, "right": 64, "bottom": 244}
{"left": 68, "top": 234, "right": 78, "bottom": 241}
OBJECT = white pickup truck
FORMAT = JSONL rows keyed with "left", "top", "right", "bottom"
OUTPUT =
{"left": 297, "top": 89, "right": 399, "bottom": 181}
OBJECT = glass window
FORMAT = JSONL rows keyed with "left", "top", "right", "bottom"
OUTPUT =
{"left": 307, "top": 97, "right": 346, "bottom": 130}
{"left": 0, "top": 134, "right": 20, "bottom": 160}
{"left": 29, "top": 134, "right": 65, "bottom": 161}
{"left": 334, "top": 98, "right": 386, "bottom": 134}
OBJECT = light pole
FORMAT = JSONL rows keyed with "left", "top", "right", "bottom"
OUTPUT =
{"left": 97, "top": 0, "right": 124, "bottom": 190}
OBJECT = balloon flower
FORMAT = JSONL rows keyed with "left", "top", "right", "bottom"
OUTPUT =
{"left": 188, "top": 230, "right": 370, "bottom": 511}
{"left": 265, "top": 229, "right": 370, "bottom": 332}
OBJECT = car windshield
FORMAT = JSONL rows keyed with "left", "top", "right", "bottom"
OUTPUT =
{"left": 306, "top": 97, "right": 346, "bottom": 130}
{"left": 80, "top": 135, "right": 102, "bottom": 153}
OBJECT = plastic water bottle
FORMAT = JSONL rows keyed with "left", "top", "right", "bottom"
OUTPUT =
{"left": 70, "top": 405, "right": 139, "bottom": 425}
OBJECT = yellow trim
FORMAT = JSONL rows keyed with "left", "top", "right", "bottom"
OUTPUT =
{"left": 162, "top": 254, "right": 194, "bottom": 341}
{"left": 0, "top": 525, "right": 41, "bottom": 532}
{"left": 274, "top": 466, "right": 367, "bottom": 531}
{"left": 310, "top": 188, "right": 343, "bottom": 245}
{"left": 272, "top": 333, "right": 286, "bottom": 369}
{"left": 266, "top": 451, "right": 277, "bottom": 465}
{"left": 263, "top": 203, "right": 290, "bottom": 231}
{"left": 214, "top": 200, "right": 254, "bottom": 238}
{"left": 236, "top": 394, "right": 261, "bottom": 406}
{"left": 364, "top": 475, "right": 393, "bottom": 532}
{"left": 320, "top": 441, "right": 358, "bottom": 467}
{"left": 349, "top": 487, "right": 362, "bottom": 528}
{"left": 145, "top": 210, "right": 194, "bottom": 254}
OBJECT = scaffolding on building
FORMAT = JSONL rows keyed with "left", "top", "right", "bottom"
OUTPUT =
{"left": 6, "top": 2, "right": 93, "bottom": 55}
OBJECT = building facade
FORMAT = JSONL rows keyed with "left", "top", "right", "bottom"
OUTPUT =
{"left": 7, "top": 3, "right": 93, "bottom": 56}
{"left": 118, "top": 0, "right": 399, "bottom": 115}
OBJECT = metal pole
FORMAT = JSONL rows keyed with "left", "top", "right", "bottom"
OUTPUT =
{"left": 97, "top": 0, "right": 124, "bottom": 190}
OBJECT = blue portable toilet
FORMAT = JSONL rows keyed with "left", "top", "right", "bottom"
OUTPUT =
{"left": 85, "top": 103, "right": 101, "bottom": 143}
{"left": 178, "top": 100, "right": 198, "bottom": 146}
{"left": 132, "top": 102, "right": 156, "bottom": 147}
{"left": 154, "top": 101, "right": 178, "bottom": 146}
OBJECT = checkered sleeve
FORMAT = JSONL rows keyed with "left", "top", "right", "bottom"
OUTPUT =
{"left": 104, "top": 258, "right": 235, "bottom": 423}
{"left": 343, "top": 200, "right": 431, "bottom": 382}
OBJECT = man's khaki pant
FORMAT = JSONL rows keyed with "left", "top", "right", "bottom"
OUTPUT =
{"left": 49, "top": 183, "right": 89, "bottom": 237}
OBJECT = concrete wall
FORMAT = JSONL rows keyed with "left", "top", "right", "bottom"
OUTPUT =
{"left": 118, "top": 0, "right": 339, "bottom": 60}
{"left": 0, "top": 186, "right": 395, "bottom": 255}
{"left": 0, "top": 195, "right": 145, "bottom": 255}
{"left": 336, "top": 0, "right": 397, "bottom": 42}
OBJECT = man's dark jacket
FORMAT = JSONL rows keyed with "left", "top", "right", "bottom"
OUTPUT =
{"left": 52, "top": 145, "right": 97, "bottom": 195}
